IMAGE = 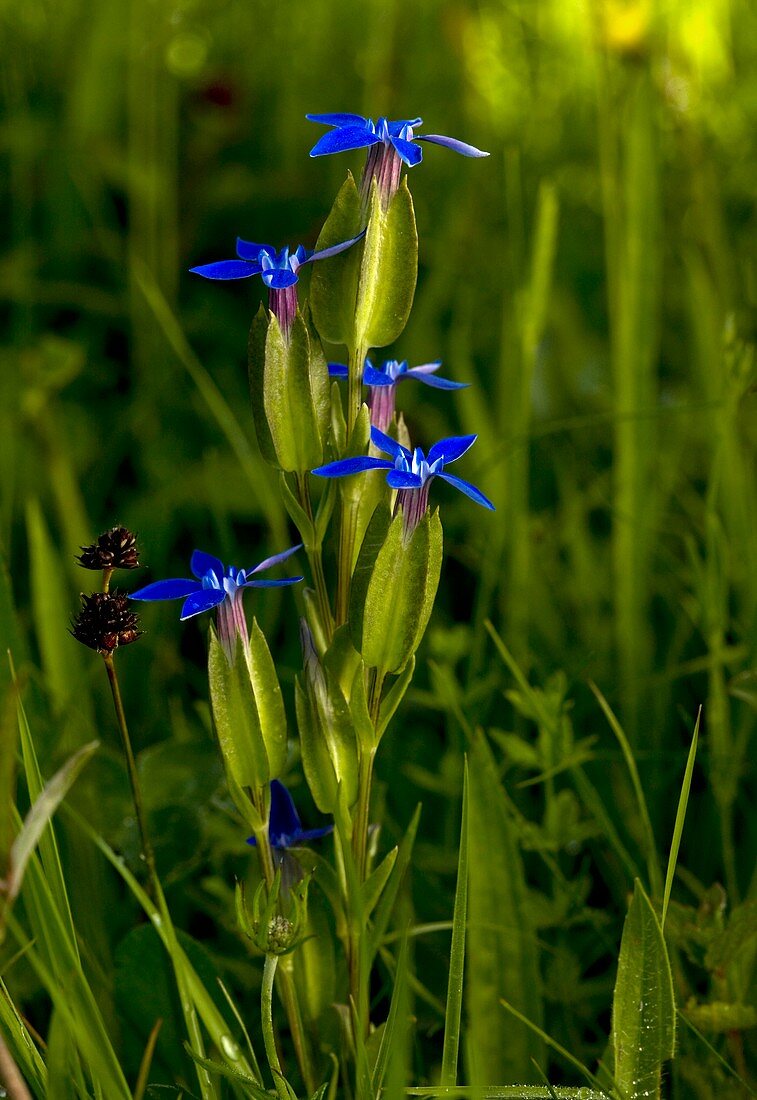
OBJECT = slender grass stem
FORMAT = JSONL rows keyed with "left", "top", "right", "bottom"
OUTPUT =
{"left": 102, "top": 653, "right": 216, "bottom": 1100}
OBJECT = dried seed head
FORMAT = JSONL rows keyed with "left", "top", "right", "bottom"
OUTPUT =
{"left": 76, "top": 527, "right": 140, "bottom": 571}
{"left": 70, "top": 592, "right": 143, "bottom": 656}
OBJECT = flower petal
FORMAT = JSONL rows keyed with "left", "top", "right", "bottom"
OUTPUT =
{"left": 179, "top": 587, "right": 227, "bottom": 620}
{"left": 303, "top": 230, "right": 366, "bottom": 265}
{"left": 306, "top": 112, "right": 369, "bottom": 127}
{"left": 438, "top": 472, "right": 495, "bottom": 510}
{"left": 190, "top": 550, "right": 225, "bottom": 580}
{"left": 415, "top": 134, "right": 490, "bottom": 158}
{"left": 248, "top": 543, "right": 303, "bottom": 575}
{"left": 261, "top": 268, "right": 299, "bottom": 289}
{"left": 130, "top": 578, "right": 201, "bottom": 601}
{"left": 311, "top": 456, "right": 394, "bottom": 478}
{"left": 328, "top": 362, "right": 349, "bottom": 378}
{"left": 408, "top": 371, "right": 469, "bottom": 390}
{"left": 309, "top": 127, "right": 380, "bottom": 157}
{"left": 269, "top": 780, "right": 302, "bottom": 845}
{"left": 244, "top": 576, "right": 304, "bottom": 588}
{"left": 428, "top": 434, "right": 477, "bottom": 464}
{"left": 235, "top": 239, "right": 272, "bottom": 261}
{"left": 390, "top": 136, "right": 423, "bottom": 167}
{"left": 370, "top": 427, "right": 409, "bottom": 460}
{"left": 189, "top": 260, "right": 259, "bottom": 280}
{"left": 387, "top": 118, "right": 423, "bottom": 134}
{"left": 387, "top": 470, "right": 423, "bottom": 490}
{"left": 404, "top": 360, "right": 442, "bottom": 375}
{"left": 296, "top": 825, "right": 334, "bottom": 842}
{"left": 363, "top": 363, "right": 394, "bottom": 387}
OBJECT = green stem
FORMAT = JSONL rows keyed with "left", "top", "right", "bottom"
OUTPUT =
{"left": 103, "top": 655, "right": 157, "bottom": 889}
{"left": 261, "top": 955, "right": 289, "bottom": 1100}
{"left": 103, "top": 654, "right": 216, "bottom": 1100}
{"left": 251, "top": 789, "right": 316, "bottom": 1095}
{"left": 294, "top": 472, "right": 334, "bottom": 644}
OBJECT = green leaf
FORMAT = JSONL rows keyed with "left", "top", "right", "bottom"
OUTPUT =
{"left": 264, "top": 312, "right": 325, "bottom": 472}
{"left": 371, "top": 934, "right": 411, "bottom": 1096}
{"left": 661, "top": 711, "right": 699, "bottom": 930}
{"left": 295, "top": 659, "right": 358, "bottom": 815}
{"left": 247, "top": 303, "right": 278, "bottom": 465}
{"left": 376, "top": 655, "right": 415, "bottom": 739}
{"left": 466, "top": 730, "right": 543, "bottom": 1084}
{"left": 612, "top": 879, "right": 675, "bottom": 1100}
{"left": 310, "top": 173, "right": 364, "bottom": 347}
{"left": 354, "top": 179, "right": 418, "bottom": 349}
{"left": 440, "top": 760, "right": 469, "bottom": 1087}
{"left": 369, "top": 804, "right": 421, "bottom": 964}
{"left": 208, "top": 625, "right": 287, "bottom": 790}
{"left": 5, "top": 740, "right": 98, "bottom": 904}
{"left": 354, "top": 509, "right": 442, "bottom": 675}
{"left": 361, "top": 846, "right": 397, "bottom": 918}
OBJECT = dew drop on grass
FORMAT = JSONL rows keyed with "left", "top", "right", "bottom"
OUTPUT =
{"left": 220, "top": 1034, "right": 240, "bottom": 1060}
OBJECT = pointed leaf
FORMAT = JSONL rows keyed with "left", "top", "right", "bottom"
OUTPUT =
{"left": 612, "top": 880, "right": 676, "bottom": 1099}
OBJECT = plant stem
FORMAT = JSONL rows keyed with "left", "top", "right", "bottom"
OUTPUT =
{"left": 103, "top": 655, "right": 157, "bottom": 887}
{"left": 102, "top": 653, "right": 216, "bottom": 1100}
{"left": 0, "top": 1031, "right": 32, "bottom": 1100}
{"left": 250, "top": 790, "right": 316, "bottom": 1095}
{"left": 261, "top": 954, "right": 289, "bottom": 1100}
{"left": 294, "top": 472, "right": 334, "bottom": 644}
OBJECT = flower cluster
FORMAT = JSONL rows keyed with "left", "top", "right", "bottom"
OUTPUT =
{"left": 70, "top": 591, "right": 142, "bottom": 656}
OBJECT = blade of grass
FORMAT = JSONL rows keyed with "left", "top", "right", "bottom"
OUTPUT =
{"left": 134, "top": 1019, "right": 163, "bottom": 1100}
{"left": 589, "top": 681, "right": 662, "bottom": 899}
{"left": 440, "top": 759, "right": 469, "bottom": 1087}
{"left": 66, "top": 805, "right": 257, "bottom": 1083}
{"left": 661, "top": 710, "right": 700, "bottom": 930}
{"left": 5, "top": 740, "right": 98, "bottom": 904}
{"left": 372, "top": 933, "right": 410, "bottom": 1095}
{"left": 499, "top": 997, "right": 615, "bottom": 1100}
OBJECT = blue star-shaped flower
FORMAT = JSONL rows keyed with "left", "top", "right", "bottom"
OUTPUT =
{"left": 189, "top": 234, "right": 364, "bottom": 286}
{"left": 246, "top": 780, "right": 333, "bottom": 849}
{"left": 130, "top": 547, "right": 303, "bottom": 621}
{"left": 329, "top": 358, "right": 469, "bottom": 431}
{"left": 307, "top": 113, "right": 489, "bottom": 167}
{"left": 328, "top": 357, "right": 468, "bottom": 391}
{"left": 311, "top": 427, "right": 494, "bottom": 511}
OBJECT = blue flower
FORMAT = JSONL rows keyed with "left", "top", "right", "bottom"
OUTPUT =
{"left": 312, "top": 427, "right": 494, "bottom": 531}
{"left": 189, "top": 234, "right": 364, "bottom": 286}
{"left": 307, "top": 113, "right": 489, "bottom": 167}
{"left": 328, "top": 357, "right": 467, "bottom": 391}
{"left": 246, "top": 780, "right": 333, "bottom": 850}
{"left": 130, "top": 546, "right": 303, "bottom": 621}
{"left": 329, "top": 358, "right": 469, "bottom": 431}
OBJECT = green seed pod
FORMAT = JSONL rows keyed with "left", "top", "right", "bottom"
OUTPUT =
{"left": 295, "top": 622, "right": 358, "bottom": 813}
{"left": 349, "top": 505, "right": 443, "bottom": 675}
{"left": 248, "top": 305, "right": 330, "bottom": 472}
{"left": 208, "top": 621, "right": 288, "bottom": 792}
{"left": 310, "top": 173, "right": 418, "bottom": 351}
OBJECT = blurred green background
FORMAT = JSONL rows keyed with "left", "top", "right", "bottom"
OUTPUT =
{"left": 1, "top": 0, "right": 756, "bottom": 1091}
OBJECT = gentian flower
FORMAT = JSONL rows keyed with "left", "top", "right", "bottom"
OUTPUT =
{"left": 246, "top": 780, "right": 333, "bottom": 850}
{"left": 328, "top": 357, "right": 468, "bottom": 431}
{"left": 190, "top": 234, "right": 364, "bottom": 334}
{"left": 307, "top": 113, "right": 489, "bottom": 203}
{"left": 130, "top": 547, "right": 302, "bottom": 660}
{"left": 312, "top": 427, "right": 494, "bottom": 534}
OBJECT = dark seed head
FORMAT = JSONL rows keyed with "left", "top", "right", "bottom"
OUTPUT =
{"left": 70, "top": 592, "right": 143, "bottom": 656}
{"left": 76, "top": 527, "right": 140, "bottom": 571}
